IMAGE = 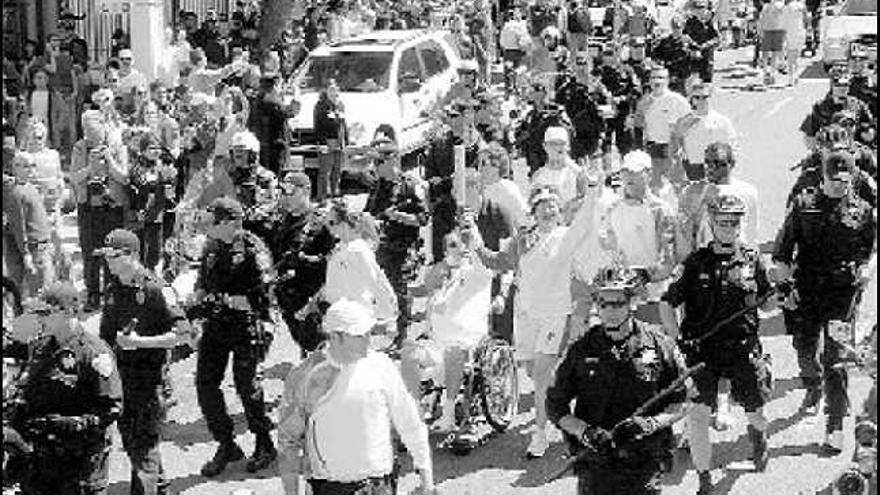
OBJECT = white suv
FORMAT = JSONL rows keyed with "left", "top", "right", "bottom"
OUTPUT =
{"left": 288, "top": 29, "right": 462, "bottom": 168}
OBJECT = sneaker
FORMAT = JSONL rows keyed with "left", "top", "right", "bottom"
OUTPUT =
{"left": 801, "top": 387, "right": 822, "bottom": 413}
{"left": 200, "top": 441, "right": 245, "bottom": 477}
{"left": 823, "top": 430, "right": 844, "bottom": 455}
{"left": 526, "top": 427, "right": 549, "bottom": 458}
{"left": 246, "top": 435, "right": 278, "bottom": 473}
{"left": 697, "top": 471, "right": 713, "bottom": 495}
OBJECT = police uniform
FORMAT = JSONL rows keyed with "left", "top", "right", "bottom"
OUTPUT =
{"left": 271, "top": 178, "right": 336, "bottom": 353}
{"left": 799, "top": 93, "right": 874, "bottom": 140}
{"left": 556, "top": 76, "right": 605, "bottom": 160}
{"left": 663, "top": 242, "right": 773, "bottom": 411}
{"left": 651, "top": 33, "right": 697, "bottom": 93}
{"left": 366, "top": 170, "right": 429, "bottom": 340}
{"left": 773, "top": 152, "right": 876, "bottom": 435}
{"left": 547, "top": 317, "right": 688, "bottom": 494}
{"left": 787, "top": 150, "right": 877, "bottom": 208}
{"left": 97, "top": 229, "right": 185, "bottom": 495}
{"left": 194, "top": 197, "right": 277, "bottom": 476}
{"left": 8, "top": 284, "right": 123, "bottom": 495}
{"left": 230, "top": 162, "right": 279, "bottom": 244}
{"left": 594, "top": 60, "right": 642, "bottom": 157}
{"left": 515, "top": 98, "right": 572, "bottom": 176}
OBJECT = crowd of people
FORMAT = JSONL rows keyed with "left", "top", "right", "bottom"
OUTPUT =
{"left": 2, "top": 0, "right": 877, "bottom": 494}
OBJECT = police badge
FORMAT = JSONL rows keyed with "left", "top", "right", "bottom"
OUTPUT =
{"left": 57, "top": 349, "right": 77, "bottom": 373}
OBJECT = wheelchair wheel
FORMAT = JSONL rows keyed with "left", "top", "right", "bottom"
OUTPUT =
{"left": 477, "top": 338, "right": 519, "bottom": 432}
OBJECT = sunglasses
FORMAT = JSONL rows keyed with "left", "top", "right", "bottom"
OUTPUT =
{"left": 691, "top": 94, "right": 710, "bottom": 100}
{"left": 598, "top": 299, "right": 628, "bottom": 309}
{"left": 715, "top": 219, "right": 741, "bottom": 228}
{"left": 445, "top": 241, "right": 461, "bottom": 249}
{"left": 706, "top": 159, "right": 730, "bottom": 167}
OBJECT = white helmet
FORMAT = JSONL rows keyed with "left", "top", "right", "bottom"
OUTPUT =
{"left": 230, "top": 131, "right": 260, "bottom": 153}
{"left": 621, "top": 150, "right": 652, "bottom": 173}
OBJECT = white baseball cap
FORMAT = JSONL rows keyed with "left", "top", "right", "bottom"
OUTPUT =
{"left": 621, "top": 150, "right": 652, "bottom": 173}
{"left": 544, "top": 126, "right": 569, "bottom": 144}
{"left": 323, "top": 299, "right": 376, "bottom": 336}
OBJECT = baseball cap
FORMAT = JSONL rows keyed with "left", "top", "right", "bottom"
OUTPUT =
{"left": 95, "top": 228, "right": 141, "bottom": 257}
{"left": 529, "top": 185, "right": 561, "bottom": 209}
{"left": 544, "top": 126, "right": 569, "bottom": 144}
{"left": 621, "top": 150, "right": 652, "bottom": 173}
{"left": 282, "top": 171, "right": 312, "bottom": 189}
{"left": 322, "top": 299, "right": 376, "bottom": 336}
{"left": 118, "top": 49, "right": 133, "bottom": 60}
{"left": 208, "top": 197, "right": 245, "bottom": 221}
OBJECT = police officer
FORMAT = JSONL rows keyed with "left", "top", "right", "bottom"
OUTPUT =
{"left": 772, "top": 151, "right": 876, "bottom": 453}
{"left": 800, "top": 73, "right": 875, "bottom": 149}
{"left": 515, "top": 83, "right": 572, "bottom": 176}
{"left": 96, "top": 229, "right": 190, "bottom": 495}
{"left": 271, "top": 171, "right": 336, "bottom": 354}
{"left": 848, "top": 46, "right": 878, "bottom": 117}
{"left": 228, "top": 130, "right": 279, "bottom": 244}
{"left": 557, "top": 52, "right": 605, "bottom": 163}
{"left": 547, "top": 267, "right": 690, "bottom": 495}
{"left": 193, "top": 197, "right": 277, "bottom": 477}
{"left": 787, "top": 124, "right": 877, "bottom": 208}
{"left": 593, "top": 45, "right": 642, "bottom": 160}
{"left": 661, "top": 193, "right": 776, "bottom": 495}
{"left": 366, "top": 144, "right": 430, "bottom": 341}
{"left": 6, "top": 281, "right": 123, "bottom": 495}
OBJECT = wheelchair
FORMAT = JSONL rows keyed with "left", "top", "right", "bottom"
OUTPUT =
{"left": 409, "top": 334, "right": 520, "bottom": 455}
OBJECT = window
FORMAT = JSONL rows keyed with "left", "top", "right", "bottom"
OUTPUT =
{"left": 419, "top": 40, "right": 450, "bottom": 78}
{"left": 397, "top": 47, "right": 423, "bottom": 89}
{"left": 299, "top": 52, "right": 393, "bottom": 92}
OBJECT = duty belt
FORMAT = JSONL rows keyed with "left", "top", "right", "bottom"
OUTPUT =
{"left": 205, "top": 293, "right": 253, "bottom": 312}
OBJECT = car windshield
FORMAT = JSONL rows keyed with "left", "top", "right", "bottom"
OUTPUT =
{"left": 298, "top": 51, "right": 393, "bottom": 93}
{"left": 841, "top": 0, "right": 876, "bottom": 15}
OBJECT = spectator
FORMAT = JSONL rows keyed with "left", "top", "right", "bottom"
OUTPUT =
{"left": 128, "top": 133, "right": 178, "bottom": 270}
{"left": 214, "top": 85, "right": 251, "bottom": 160}
{"left": 17, "top": 40, "right": 46, "bottom": 90}
{"left": 69, "top": 109, "right": 130, "bottom": 310}
{"left": 683, "top": 0, "right": 721, "bottom": 82}
{"left": 115, "top": 49, "right": 147, "bottom": 107}
{"left": 20, "top": 67, "right": 66, "bottom": 154}
{"left": 636, "top": 66, "right": 692, "bottom": 191}
{"left": 313, "top": 79, "right": 347, "bottom": 200}
{"left": 566, "top": 0, "right": 593, "bottom": 53}
{"left": 531, "top": 126, "right": 590, "bottom": 220}
{"left": 4, "top": 153, "right": 54, "bottom": 298}
{"left": 757, "top": 0, "right": 787, "bottom": 84}
{"left": 500, "top": 7, "right": 533, "bottom": 69}
{"left": 671, "top": 82, "right": 739, "bottom": 182}
{"left": 248, "top": 73, "right": 301, "bottom": 175}
{"left": 20, "top": 118, "right": 64, "bottom": 214}
{"left": 651, "top": 16, "right": 698, "bottom": 93}
{"left": 780, "top": 0, "right": 808, "bottom": 86}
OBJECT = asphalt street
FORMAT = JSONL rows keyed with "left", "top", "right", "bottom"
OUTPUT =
{"left": 68, "top": 47, "right": 876, "bottom": 495}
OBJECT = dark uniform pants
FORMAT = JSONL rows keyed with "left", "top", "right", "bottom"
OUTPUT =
{"left": 785, "top": 282, "right": 858, "bottom": 431}
{"left": 575, "top": 463, "right": 662, "bottom": 495}
{"left": 196, "top": 324, "right": 273, "bottom": 441}
{"left": 118, "top": 369, "right": 167, "bottom": 495}
{"left": 690, "top": 344, "right": 772, "bottom": 412}
{"left": 376, "top": 244, "right": 413, "bottom": 341}
{"left": 21, "top": 443, "right": 110, "bottom": 495}
{"left": 137, "top": 222, "right": 164, "bottom": 270}
{"left": 77, "top": 204, "right": 124, "bottom": 300}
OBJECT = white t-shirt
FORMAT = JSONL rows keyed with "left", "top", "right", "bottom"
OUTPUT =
{"left": 324, "top": 238, "right": 397, "bottom": 323}
{"left": 681, "top": 110, "right": 739, "bottom": 164}
{"left": 310, "top": 352, "right": 430, "bottom": 482}
{"left": 780, "top": 2, "right": 807, "bottom": 46}
{"left": 531, "top": 162, "right": 581, "bottom": 205}
{"left": 606, "top": 199, "right": 661, "bottom": 266}
{"left": 429, "top": 261, "right": 493, "bottom": 348}
{"left": 30, "top": 90, "right": 50, "bottom": 126}
{"left": 644, "top": 90, "right": 691, "bottom": 144}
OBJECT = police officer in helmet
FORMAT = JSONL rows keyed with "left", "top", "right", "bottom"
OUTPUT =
{"left": 772, "top": 150, "right": 876, "bottom": 453}
{"left": 193, "top": 197, "right": 277, "bottom": 476}
{"left": 547, "top": 266, "right": 690, "bottom": 495}
{"left": 5, "top": 281, "right": 123, "bottom": 494}
{"left": 661, "top": 193, "right": 776, "bottom": 495}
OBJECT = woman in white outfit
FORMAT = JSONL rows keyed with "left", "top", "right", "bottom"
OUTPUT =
{"left": 321, "top": 200, "right": 397, "bottom": 333}
{"left": 471, "top": 182, "right": 602, "bottom": 458}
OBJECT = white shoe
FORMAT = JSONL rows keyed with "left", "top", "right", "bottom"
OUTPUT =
{"left": 526, "top": 427, "right": 549, "bottom": 458}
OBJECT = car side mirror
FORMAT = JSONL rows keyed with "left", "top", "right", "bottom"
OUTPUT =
{"left": 399, "top": 75, "right": 421, "bottom": 94}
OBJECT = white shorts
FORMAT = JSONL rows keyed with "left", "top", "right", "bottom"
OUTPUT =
{"left": 514, "top": 312, "right": 569, "bottom": 361}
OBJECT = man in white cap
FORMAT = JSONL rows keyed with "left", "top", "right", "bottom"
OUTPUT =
{"left": 600, "top": 150, "right": 678, "bottom": 293}
{"left": 671, "top": 82, "right": 739, "bottom": 183}
{"left": 636, "top": 66, "right": 692, "bottom": 189}
{"left": 277, "top": 298, "right": 436, "bottom": 495}
{"left": 116, "top": 49, "right": 146, "bottom": 106}
{"left": 531, "top": 126, "right": 590, "bottom": 222}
